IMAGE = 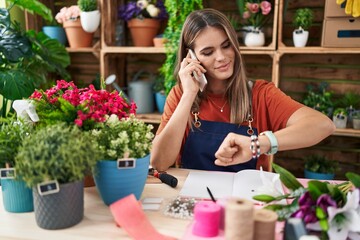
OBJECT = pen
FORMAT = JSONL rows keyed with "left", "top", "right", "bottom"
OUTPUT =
{"left": 206, "top": 186, "right": 216, "bottom": 202}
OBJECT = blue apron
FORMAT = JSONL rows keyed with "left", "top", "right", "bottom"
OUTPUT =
{"left": 181, "top": 120, "right": 258, "bottom": 172}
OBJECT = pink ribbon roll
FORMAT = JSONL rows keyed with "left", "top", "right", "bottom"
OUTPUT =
{"left": 192, "top": 201, "right": 221, "bottom": 237}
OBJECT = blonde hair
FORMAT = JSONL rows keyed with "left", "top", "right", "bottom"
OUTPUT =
{"left": 174, "top": 8, "right": 252, "bottom": 124}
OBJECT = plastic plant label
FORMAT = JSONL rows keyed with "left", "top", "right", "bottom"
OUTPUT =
{"left": 117, "top": 158, "right": 136, "bottom": 169}
{"left": 0, "top": 168, "right": 16, "bottom": 179}
{"left": 37, "top": 180, "right": 60, "bottom": 196}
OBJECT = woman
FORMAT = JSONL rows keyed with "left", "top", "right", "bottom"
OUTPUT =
{"left": 150, "top": 9, "right": 335, "bottom": 172}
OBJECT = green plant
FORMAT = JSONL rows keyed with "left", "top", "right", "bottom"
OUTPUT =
{"left": 236, "top": 0, "right": 272, "bottom": 28}
{"left": 333, "top": 108, "right": 348, "bottom": 119}
{"left": 92, "top": 114, "right": 154, "bottom": 159}
{"left": 0, "top": 117, "right": 31, "bottom": 168}
{"left": 15, "top": 123, "right": 101, "bottom": 187}
{"left": 153, "top": 74, "right": 165, "bottom": 93}
{"left": 335, "top": 92, "right": 360, "bottom": 109}
{"left": 160, "top": 0, "right": 203, "bottom": 95}
{"left": 293, "top": 8, "right": 313, "bottom": 30}
{"left": 6, "top": 0, "right": 54, "bottom": 25}
{"left": 304, "top": 154, "right": 338, "bottom": 174}
{"left": 0, "top": 6, "right": 70, "bottom": 118}
{"left": 78, "top": 0, "right": 98, "bottom": 12}
{"left": 303, "top": 82, "right": 334, "bottom": 116}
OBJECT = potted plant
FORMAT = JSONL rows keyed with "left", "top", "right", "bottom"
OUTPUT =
{"left": 15, "top": 123, "right": 101, "bottom": 230}
{"left": 292, "top": 8, "right": 313, "bottom": 47}
{"left": 78, "top": 0, "right": 101, "bottom": 33}
{"left": 236, "top": 0, "right": 272, "bottom": 47}
{"left": 118, "top": 0, "right": 168, "bottom": 46}
{"left": 160, "top": 0, "right": 203, "bottom": 95}
{"left": 0, "top": 117, "right": 34, "bottom": 213}
{"left": 304, "top": 154, "right": 338, "bottom": 180}
{"left": 0, "top": 6, "right": 70, "bottom": 118}
{"left": 333, "top": 108, "right": 348, "bottom": 129}
{"left": 352, "top": 111, "right": 360, "bottom": 130}
{"left": 335, "top": 92, "right": 360, "bottom": 128}
{"left": 153, "top": 74, "right": 166, "bottom": 113}
{"left": 55, "top": 5, "right": 93, "bottom": 48}
{"left": 303, "top": 82, "right": 334, "bottom": 118}
{"left": 91, "top": 114, "right": 154, "bottom": 205}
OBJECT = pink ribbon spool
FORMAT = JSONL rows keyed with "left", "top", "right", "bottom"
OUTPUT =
{"left": 192, "top": 201, "right": 221, "bottom": 237}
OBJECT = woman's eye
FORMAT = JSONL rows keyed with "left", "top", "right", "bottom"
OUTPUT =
{"left": 222, "top": 42, "right": 231, "bottom": 48}
{"left": 202, "top": 51, "right": 212, "bottom": 56}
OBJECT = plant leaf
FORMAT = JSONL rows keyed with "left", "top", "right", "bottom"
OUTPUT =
{"left": 0, "top": 70, "right": 35, "bottom": 100}
{"left": 346, "top": 172, "right": 360, "bottom": 187}
{"left": 308, "top": 180, "right": 328, "bottom": 200}
{"left": 253, "top": 194, "right": 277, "bottom": 203}
{"left": 272, "top": 163, "right": 303, "bottom": 191}
{"left": 6, "top": 0, "right": 54, "bottom": 24}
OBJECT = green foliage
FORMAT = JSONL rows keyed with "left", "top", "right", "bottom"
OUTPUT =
{"left": 92, "top": 115, "right": 154, "bottom": 159}
{"left": 78, "top": 0, "right": 98, "bottom": 12}
{"left": 273, "top": 163, "right": 302, "bottom": 191}
{"left": 304, "top": 154, "right": 338, "bottom": 174}
{"left": 153, "top": 74, "right": 165, "bottom": 92}
{"left": 160, "top": 0, "right": 203, "bottom": 95}
{"left": 0, "top": 8, "right": 70, "bottom": 118}
{"left": 0, "top": 117, "right": 31, "bottom": 167}
{"left": 333, "top": 108, "right": 348, "bottom": 118}
{"left": 6, "top": 0, "right": 54, "bottom": 24}
{"left": 335, "top": 92, "right": 360, "bottom": 109}
{"left": 293, "top": 8, "right": 313, "bottom": 30}
{"left": 303, "top": 82, "right": 334, "bottom": 116}
{"left": 15, "top": 123, "right": 101, "bottom": 187}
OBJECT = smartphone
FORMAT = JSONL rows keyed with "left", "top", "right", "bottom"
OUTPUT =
{"left": 188, "top": 49, "right": 207, "bottom": 92}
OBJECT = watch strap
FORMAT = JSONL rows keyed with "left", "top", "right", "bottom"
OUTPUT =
{"left": 260, "top": 131, "right": 278, "bottom": 155}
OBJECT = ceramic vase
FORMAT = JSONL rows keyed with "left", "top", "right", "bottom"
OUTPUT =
{"left": 63, "top": 18, "right": 93, "bottom": 48}
{"left": 244, "top": 27, "right": 265, "bottom": 47}
{"left": 80, "top": 10, "right": 101, "bottom": 33}
{"left": 333, "top": 116, "right": 347, "bottom": 129}
{"left": 94, "top": 154, "right": 150, "bottom": 206}
{"left": 42, "top": 26, "right": 67, "bottom": 45}
{"left": 1, "top": 178, "right": 33, "bottom": 213}
{"left": 293, "top": 29, "right": 309, "bottom": 47}
{"left": 127, "top": 19, "right": 160, "bottom": 46}
{"left": 304, "top": 170, "right": 334, "bottom": 180}
{"left": 155, "top": 91, "right": 166, "bottom": 113}
{"left": 33, "top": 180, "right": 84, "bottom": 229}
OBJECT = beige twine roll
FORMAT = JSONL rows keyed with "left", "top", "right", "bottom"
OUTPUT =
{"left": 225, "top": 198, "right": 254, "bottom": 240}
{"left": 253, "top": 208, "right": 278, "bottom": 240}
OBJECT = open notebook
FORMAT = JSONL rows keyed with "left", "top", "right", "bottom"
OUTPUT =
{"left": 179, "top": 169, "right": 284, "bottom": 202}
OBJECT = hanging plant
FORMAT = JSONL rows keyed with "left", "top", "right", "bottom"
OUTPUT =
{"left": 160, "top": 0, "right": 203, "bottom": 95}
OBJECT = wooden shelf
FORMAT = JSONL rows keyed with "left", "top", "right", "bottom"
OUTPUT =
{"left": 333, "top": 128, "right": 360, "bottom": 138}
{"left": 136, "top": 112, "right": 162, "bottom": 124}
{"left": 101, "top": 46, "right": 166, "bottom": 54}
{"left": 278, "top": 47, "right": 360, "bottom": 54}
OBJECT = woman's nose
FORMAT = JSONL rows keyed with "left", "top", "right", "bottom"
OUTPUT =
{"left": 215, "top": 50, "right": 226, "bottom": 61}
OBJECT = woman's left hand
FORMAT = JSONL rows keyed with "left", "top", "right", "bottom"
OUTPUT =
{"left": 214, "top": 133, "right": 253, "bottom": 166}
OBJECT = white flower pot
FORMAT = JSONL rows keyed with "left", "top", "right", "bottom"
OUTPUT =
{"left": 293, "top": 29, "right": 309, "bottom": 47}
{"left": 80, "top": 10, "right": 101, "bottom": 33}
{"left": 244, "top": 28, "right": 265, "bottom": 47}
{"left": 333, "top": 116, "right": 347, "bottom": 129}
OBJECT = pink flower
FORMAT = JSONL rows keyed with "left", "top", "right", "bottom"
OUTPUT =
{"left": 243, "top": 11, "right": 251, "bottom": 19}
{"left": 260, "top": 1, "right": 272, "bottom": 15}
{"left": 55, "top": 5, "right": 81, "bottom": 24}
{"left": 246, "top": 3, "right": 260, "bottom": 13}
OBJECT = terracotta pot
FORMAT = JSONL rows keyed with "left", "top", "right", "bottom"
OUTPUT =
{"left": 128, "top": 19, "right": 160, "bottom": 47}
{"left": 63, "top": 18, "right": 93, "bottom": 48}
{"left": 153, "top": 37, "right": 167, "bottom": 47}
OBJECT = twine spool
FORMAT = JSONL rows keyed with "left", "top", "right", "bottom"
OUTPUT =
{"left": 253, "top": 208, "right": 278, "bottom": 240}
{"left": 225, "top": 198, "right": 254, "bottom": 240}
{"left": 216, "top": 198, "right": 228, "bottom": 230}
{"left": 192, "top": 201, "right": 221, "bottom": 237}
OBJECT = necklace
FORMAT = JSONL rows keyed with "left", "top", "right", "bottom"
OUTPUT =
{"left": 207, "top": 97, "right": 227, "bottom": 113}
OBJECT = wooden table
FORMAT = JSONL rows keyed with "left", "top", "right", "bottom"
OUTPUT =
{"left": 0, "top": 168, "right": 191, "bottom": 240}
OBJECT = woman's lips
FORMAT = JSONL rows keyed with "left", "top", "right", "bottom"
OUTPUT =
{"left": 215, "top": 62, "right": 230, "bottom": 72}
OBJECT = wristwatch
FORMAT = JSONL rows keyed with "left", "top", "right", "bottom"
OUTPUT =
{"left": 260, "top": 131, "right": 278, "bottom": 155}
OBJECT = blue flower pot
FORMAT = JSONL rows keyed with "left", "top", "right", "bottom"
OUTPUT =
{"left": 42, "top": 26, "right": 67, "bottom": 45}
{"left": 1, "top": 178, "right": 34, "bottom": 213}
{"left": 304, "top": 170, "right": 334, "bottom": 180}
{"left": 94, "top": 154, "right": 150, "bottom": 206}
{"left": 155, "top": 92, "right": 166, "bottom": 113}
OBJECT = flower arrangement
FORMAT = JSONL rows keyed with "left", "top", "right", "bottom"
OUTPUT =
{"left": 91, "top": 114, "right": 154, "bottom": 159}
{"left": 118, "top": 0, "right": 168, "bottom": 21}
{"left": 29, "top": 80, "right": 136, "bottom": 130}
{"left": 253, "top": 163, "right": 360, "bottom": 240}
{"left": 55, "top": 5, "right": 81, "bottom": 24}
{"left": 237, "top": 0, "right": 272, "bottom": 29}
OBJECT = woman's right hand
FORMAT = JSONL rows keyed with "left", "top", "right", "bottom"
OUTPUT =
{"left": 178, "top": 52, "right": 206, "bottom": 94}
